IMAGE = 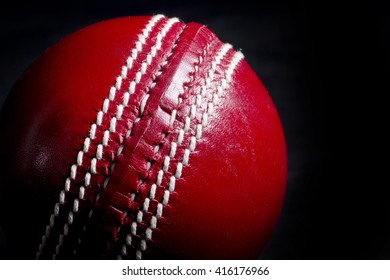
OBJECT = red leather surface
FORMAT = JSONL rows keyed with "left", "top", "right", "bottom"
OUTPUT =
{"left": 0, "top": 15, "right": 286, "bottom": 259}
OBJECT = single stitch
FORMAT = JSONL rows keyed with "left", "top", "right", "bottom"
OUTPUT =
{"left": 102, "top": 99, "right": 109, "bottom": 113}
{"left": 70, "top": 165, "right": 77, "bottom": 180}
{"left": 77, "top": 151, "right": 83, "bottom": 166}
{"left": 96, "top": 111, "right": 103, "bottom": 126}
{"left": 89, "top": 124, "right": 97, "bottom": 139}
{"left": 83, "top": 138, "right": 90, "bottom": 152}
{"left": 83, "top": 172, "right": 89, "bottom": 186}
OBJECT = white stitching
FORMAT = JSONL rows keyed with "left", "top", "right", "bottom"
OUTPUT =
{"left": 35, "top": 16, "right": 167, "bottom": 260}
{"left": 125, "top": 44, "right": 244, "bottom": 260}
{"left": 68, "top": 16, "right": 181, "bottom": 258}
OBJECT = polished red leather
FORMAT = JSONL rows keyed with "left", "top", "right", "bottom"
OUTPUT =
{"left": 0, "top": 15, "right": 286, "bottom": 259}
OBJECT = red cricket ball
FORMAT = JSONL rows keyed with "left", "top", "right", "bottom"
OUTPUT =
{"left": 0, "top": 15, "right": 286, "bottom": 259}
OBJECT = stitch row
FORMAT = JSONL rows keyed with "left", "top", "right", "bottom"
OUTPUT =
{"left": 118, "top": 43, "right": 243, "bottom": 260}
{"left": 36, "top": 14, "right": 166, "bottom": 259}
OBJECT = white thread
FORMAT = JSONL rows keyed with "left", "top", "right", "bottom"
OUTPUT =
{"left": 156, "top": 203, "right": 163, "bottom": 218}
{"left": 68, "top": 212, "right": 74, "bottom": 225}
{"left": 190, "top": 104, "right": 196, "bottom": 119}
{"left": 140, "top": 240, "right": 147, "bottom": 251}
{"left": 177, "top": 129, "right": 184, "bottom": 144}
{"left": 40, "top": 15, "right": 176, "bottom": 260}
{"left": 50, "top": 215, "right": 55, "bottom": 227}
{"left": 121, "top": 66, "right": 128, "bottom": 78}
{"left": 136, "top": 211, "right": 143, "bottom": 223}
{"left": 148, "top": 185, "right": 157, "bottom": 201}
{"left": 116, "top": 104, "right": 124, "bottom": 119}
{"left": 208, "top": 69, "right": 214, "bottom": 81}
{"left": 84, "top": 173, "right": 91, "bottom": 186}
{"left": 175, "top": 162, "right": 183, "bottom": 178}
{"left": 136, "top": 41, "right": 142, "bottom": 52}
{"left": 131, "top": 222, "right": 137, "bottom": 235}
{"left": 201, "top": 85, "right": 207, "bottom": 96}
{"left": 109, "top": 87, "right": 116, "bottom": 101}
{"left": 96, "top": 144, "right": 103, "bottom": 160}
{"left": 121, "top": 245, "right": 127, "bottom": 256}
{"left": 135, "top": 72, "right": 141, "bottom": 83}
{"left": 59, "top": 191, "right": 65, "bottom": 205}
{"left": 138, "top": 34, "right": 146, "bottom": 44}
{"left": 115, "top": 76, "right": 122, "bottom": 90}
{"left": 54, "top": 203, "right": 60, "bottom": 216}
{"left": 126, "top": 234, "right": 132, "bottom": 246}
{"left": 90, "top": 124, "right": 97, "bottom": 140}
{"left": 143, "top": 198, "right": 150, "bottom": 212}
{"left": 140, "top": 94, "right": 149, "bottom": 114}
{"left": 184, "top": 117, "right": 190, "bottom": 131}
{"left": 151, "top": 46, "right": 157, "bottom": 57}
{"left": 127, "top": 43, "right": 244, "bottom": 261}
{"left": 163, "top": 156, "right": 170, "bottom": 171}
{"left": 102, "top": 130, "right": 109, "bottom": 146}
{"left": 126, "top": 57, "right": 133, "bottom": 69}
{"left": 90, "top": 158, "right": 97, "bottom": 174}
{"left": 79, "top": 186, "right": 85, "bottom": 199}
{"left": 189, "top": 136, "right": 196, "bottom": 152}
{"left": 117, "top": 144, "right": 124, "bottom": 155}
{"left": 70, "top": 165, "right": 77, "bottom": 180}
{"left": 156, "top": 170, "right": 164, "bottom": 186}
{"left": 182, "top": 149, "right": 190, "bottom": 165}
{"left": 83, "top": 138, "right": 90, "bottom": 152}
{"left": 196, "top": 94, "right": 202, "bottom": 107}
{"left": 213, "top": 92, "right": 220, "bottom": 105}
{"left": 45, "top": 226, "right": 50, "bottom": 237}
{"left": 141, "top": 62, "right": 147, "bottom": 74}
{"left": 65, "top": 178, "right": 71, "bottom": 191}
{"left": 150, "top": 216, "right": 157, "bottom": 229}
{"left": 156, "top": 34, "right": 162, "bottom": 49}
{"left": 169, "top": 142, "right": 177, "bottom": 158}
{"left": 102, "top": 99, "right": 109, "bottom": 113}
{"left": 201, "top": 112, "right": 208, "bottom": 126}
{"left": 145, "top": 228, "right": 152, "bottom": 240}
{"left": 153, "top": 145, "right": 159, "bottom": 154}
{"left": 226, "top": 52, "right": 244, "bottom": 82}
{"left": 221, "top": 78, "right": 227, "bottom": 89}
{"left": 162, "top": 190, "right": 170, "bottom": 205}
{"left": 168, "top": 176, "right": 176, "bottom": 192}
{"left": 123, "top": 92, "right": 130, "bottom": 106}
{"left": 169, "top": 109, "right": 177, "bottom": 126}
{"left": 73, "top": 199, "right": 79, "bottom": 213}
{"left": 109, "top": 117, "right": 117, "bottom": 132}
{"left": 96, "top": 111, "right": 103, "bottom": 126}
{"left": 136, "top": 250, "right": 142, "bottom": 260}
{"left": 146, "top": 54, "right": 152, "bottom": 65}
{"left": 195, "top": 124, "right": 202, "bottom": 139}
{"left": 207, "top": 102, "right": 214, "bottom": 115}
{"left": 76, "top": 151, "right": 83, "bottom": 166}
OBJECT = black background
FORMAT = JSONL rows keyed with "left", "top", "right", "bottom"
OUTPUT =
{"left": 0, "top": 0, "right": 389, "bottom": 259}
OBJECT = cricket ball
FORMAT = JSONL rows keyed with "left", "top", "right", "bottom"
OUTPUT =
{"left": 0, "top": 15, "right": 286, "bottom": 259}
